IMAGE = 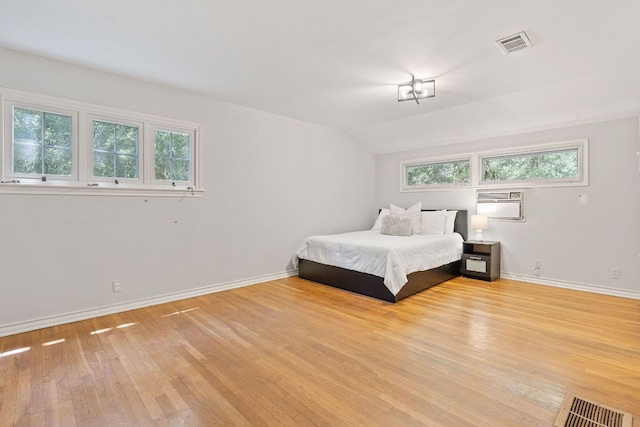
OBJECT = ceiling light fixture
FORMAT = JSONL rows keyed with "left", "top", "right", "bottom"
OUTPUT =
{"left": 397, "top": 74, "right": 435, "bottom": 104}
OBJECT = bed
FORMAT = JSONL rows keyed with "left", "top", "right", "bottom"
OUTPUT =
{"left": 295, "top": 209, "right": 467, "bottom": 303}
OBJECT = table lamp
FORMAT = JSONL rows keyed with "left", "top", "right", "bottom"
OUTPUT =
{"left": 470, "top": 214, "right": 488, "bottom": 241}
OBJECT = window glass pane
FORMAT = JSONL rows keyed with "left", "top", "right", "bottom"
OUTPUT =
{"left": 14, "top": 108, "right": 43, "bottom": 144}
{"left": 45, "top": 147, "right": 72, "bottom": 175}
{"left": 154, "top": 130, "right": 191, "bottom": 181}
{"left": 13, "top": 107, "right": 72, "bottom": 176}
{"left": 171, "top": 133, "right": 190, "bottom": 159}
{"left": 93, "top": 151, "right": 114, "bottom": 178}
{"left": 482, "top": 148, "right": 579, "bottom": 182}
{"left": 155, "top": 157, "right": 170, "bottom": 180}
{"left": 155, "top": 130, "right": 171, "bottom": 157}
{"left": 44, "top": 113, "right": 72, "bottom": 148}
{"left": 406, "top": 160, "right": 470, "bottom": 186}
{"left": 171, "top": 160, "right": 190, "bottom": 181}
{"left": 93, "top": 120, "right": 138, "bottom": 179}
{"left": 115, "top": 154, "right": 138, "bottom": 179}
{"left": 93, "top": 121, "right": 115, "bottom": 151}
{"left": 115, "top": 125, "right": 137, "bottom": 154}
{"left": 13, "top": 142, "right": 42, "bottom": 174}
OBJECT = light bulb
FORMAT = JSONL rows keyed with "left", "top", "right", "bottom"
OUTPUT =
{"left": 413, "top": 80, "right": 423, "bottom": 94}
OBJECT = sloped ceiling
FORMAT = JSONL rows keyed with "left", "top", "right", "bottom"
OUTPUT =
{"left": 1, "top": 0, "right": 639, "bottom": 153}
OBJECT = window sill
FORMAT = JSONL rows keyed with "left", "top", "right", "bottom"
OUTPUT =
{"left": 401, "top": 183, "right": 471, "bottom": 192}
{"left": 0, "top": 182, "right": 204, "bottom": 197}
{"left": 477, "top": 179, "right": 588, "bottom": 189}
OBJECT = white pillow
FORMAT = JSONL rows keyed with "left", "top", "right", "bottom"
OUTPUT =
{"left": 390, "top": 202, "right": 422, "bottom": 234}
{"left": 444, "top": 210, "right": 458, "bottom": 234}
{"left": 371, "top": 208, "right": 390, "bottom": 230}
{"left": 420, "top": 211, "right": 446, "bottom": 234}
{"left": 380, "top": 215, "right": 412, "bottom": 236}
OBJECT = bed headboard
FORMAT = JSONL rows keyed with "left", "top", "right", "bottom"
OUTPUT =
{"left": 453, "top": 210, "right": 468, "bottom": 241}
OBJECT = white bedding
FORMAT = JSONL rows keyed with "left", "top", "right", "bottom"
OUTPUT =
{"left": 294, "top": 230, "right": 463, "bottom": 296}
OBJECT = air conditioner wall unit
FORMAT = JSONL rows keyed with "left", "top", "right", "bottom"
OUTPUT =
{"left": 477, "top": 190, "right": 525, "bottom": 221}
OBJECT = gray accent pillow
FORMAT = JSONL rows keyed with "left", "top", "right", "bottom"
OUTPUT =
{"left": 380, "top": 215, "right": 412, "bottom": 236}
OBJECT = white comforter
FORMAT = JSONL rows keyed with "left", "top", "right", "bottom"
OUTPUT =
{"left": 294, "top": 230, "right": 463, "bottom": 296}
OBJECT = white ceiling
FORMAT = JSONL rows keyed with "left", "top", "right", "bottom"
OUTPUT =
{"left": 1, "top": 0, "right": 639, "bottom": 153}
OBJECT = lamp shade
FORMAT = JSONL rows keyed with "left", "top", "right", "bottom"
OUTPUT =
{"left": 470, "top": 214, "right": 488, "bottom": 230}
{"left": 470, "top": 214, "right": 488, "bottom": 241}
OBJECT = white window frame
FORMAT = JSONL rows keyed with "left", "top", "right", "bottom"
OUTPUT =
{"left": 400, "top": 155, "right": 472, "bottom": 192}
{"left": 478, "top": 139, "right": 588, "bottom": 189}
{"left": 3, "top": 100, "right": 79, "bottom": 184}
{"left": 87, "top": 114, "right": 144, "bottom": 185}
{"left": 0, "top": 88, "right": 203, "bottom": 197}
{"left": 400, "top": 139, "right": 589, "bottom": 192}
{"left": 148, "top": 124, "right": 196, "bottom": 187}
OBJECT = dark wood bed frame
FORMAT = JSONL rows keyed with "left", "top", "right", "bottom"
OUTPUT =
{"left": 298, "top": 210, "right": 468, "bottom": 303}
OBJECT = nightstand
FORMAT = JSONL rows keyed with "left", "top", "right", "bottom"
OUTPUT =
{"left": 461, "top": 240, "right": 500, "bottom": 281}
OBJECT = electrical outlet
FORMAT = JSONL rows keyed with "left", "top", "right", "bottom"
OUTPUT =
{"left": 611, "top": 268, "right": 620, "bottom": 279}
{"left": 113, "top": 281, "right": 122, "bottom": 293}
{"left": 535, "top": 260, "right": 541, "bottom": 269}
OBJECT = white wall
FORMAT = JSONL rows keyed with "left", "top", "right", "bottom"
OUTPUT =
{"left": 0, "top": 47, "right": 375, "bottom": 334}
{"left": 375, "top": 117, "right": 640, "bottom": 298}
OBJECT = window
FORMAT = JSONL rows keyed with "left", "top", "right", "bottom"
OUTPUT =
{"left": 400, "top": 139, "right": 588, "bottom": 192}
{"left": 14, "top": 107, "right": 73, "bottom": 176}
{"left": 154, "top": 129, "right": 192, "bottom": 182}
{"left": 1, "top": 88, "right": 202, "bottom": 196}
{"left": 7, "top": 104, "right": 78, "bottom": 181}
{"left": 479, "top": 139, "right": 587, "bottom": 187}
{"left": 92, "top": 119, "right": 140, "bottom": 180}
{"left": 401, "top": 157, "right": 470, "bottom": 191}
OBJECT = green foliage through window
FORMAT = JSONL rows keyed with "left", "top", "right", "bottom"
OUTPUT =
{"left": 93, "top": 120, "right": 139, "bottom": 179}
{"left": 154, "top": 130, "right": 191, "bottom": 181}
{"left": 482, "top": 148, "right": 579, "bottom": 183}
{"left": 13, "top": 107, "right": 72, "bottom": 176}
{"left": 406, "top": 159, "right": 470, "bottom": 187}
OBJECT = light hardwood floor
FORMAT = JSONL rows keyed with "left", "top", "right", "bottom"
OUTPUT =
{"left": 1, "top": 277, "right": 639, "bottom": 426}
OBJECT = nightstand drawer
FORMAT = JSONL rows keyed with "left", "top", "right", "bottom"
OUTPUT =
{"left": 462, "top": 254, "right": 489, "bottom": 273}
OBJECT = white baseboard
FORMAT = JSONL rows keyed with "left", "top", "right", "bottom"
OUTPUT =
{"left": 4, "top": 270, "right": 637, "bottom": 337}
{"left": 501, "top": 272, "right": 640, "bottom": 300}
{"left": 0, "top": 270, "right": 298, "bottom": 338}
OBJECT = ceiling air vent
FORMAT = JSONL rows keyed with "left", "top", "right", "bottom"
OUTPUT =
{"left": 495, "top": 31, "right": 532, "bottom": 54}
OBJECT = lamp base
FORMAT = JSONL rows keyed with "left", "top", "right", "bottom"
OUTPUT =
{"left": 474, "top": 229, "right": 484, "bottom": 241}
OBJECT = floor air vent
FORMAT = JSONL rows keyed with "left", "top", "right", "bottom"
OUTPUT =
{"left": 495, "top": 31, "right": 532, "bottom": 54}
{"left": 555, "top": 393, "right": 633, "bottom": 427}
